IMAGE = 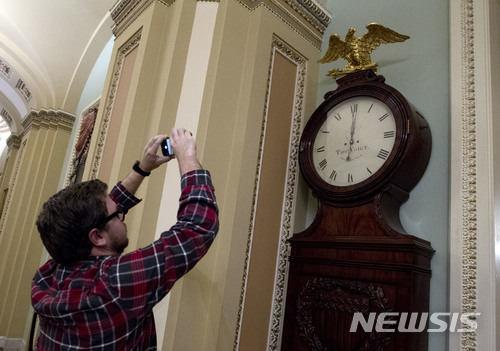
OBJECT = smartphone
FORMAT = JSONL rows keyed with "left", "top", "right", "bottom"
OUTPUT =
{"left": 161, "top": 137, "right": 174, "bottom": 156}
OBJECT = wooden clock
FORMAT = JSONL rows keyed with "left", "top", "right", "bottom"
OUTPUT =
{"left": 281, "top": 70, "right": 434, "bottom": 351}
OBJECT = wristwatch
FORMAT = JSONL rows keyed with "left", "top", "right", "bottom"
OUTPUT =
{"left": 133, "top": 160, "right": 151, "bottom": 177}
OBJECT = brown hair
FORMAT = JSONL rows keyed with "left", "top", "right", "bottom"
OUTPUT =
{"left": 36, "top": 179, "right": 108, "bottom": 265}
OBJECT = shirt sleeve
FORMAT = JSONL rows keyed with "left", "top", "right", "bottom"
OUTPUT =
{"left": 103, "top": 169, "right": 219, "bottom": 317}
{"left": 109, "top": 181, "right": 142, "bottom": 212}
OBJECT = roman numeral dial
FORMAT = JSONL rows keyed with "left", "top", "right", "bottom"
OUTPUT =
{"left": 312, "top": 96, "right": 397, "bottom": 186}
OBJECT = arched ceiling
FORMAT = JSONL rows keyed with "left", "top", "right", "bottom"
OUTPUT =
{"left": 0, "top": 0, "right": 117, "bottom": 134}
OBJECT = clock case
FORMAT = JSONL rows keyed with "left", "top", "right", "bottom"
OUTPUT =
{"left": 282, "top": 70, "right": 434, "bottom": 351}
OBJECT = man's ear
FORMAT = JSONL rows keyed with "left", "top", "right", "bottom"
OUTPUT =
{"left": 89, "top": 228, "right": 107, "bottom": 247}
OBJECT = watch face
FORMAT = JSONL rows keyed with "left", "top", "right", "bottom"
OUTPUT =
{"left": 312, "top": 96, "right": 397, "bottom": 187}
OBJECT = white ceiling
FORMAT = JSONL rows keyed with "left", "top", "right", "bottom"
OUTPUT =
{"left": 0, "top": 0, "right": 117, "bottom": 134}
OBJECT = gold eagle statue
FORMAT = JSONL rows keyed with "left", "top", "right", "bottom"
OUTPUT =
{"left": 319, "top": 23, "right": 410, "bottom": 78}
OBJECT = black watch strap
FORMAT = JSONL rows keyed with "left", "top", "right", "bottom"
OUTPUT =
{"left": 133, "top": 160, "right": 151, "bottom": 177}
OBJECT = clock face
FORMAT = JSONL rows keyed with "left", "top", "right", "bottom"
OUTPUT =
{"left": 312, "top": 96, "right": 397, "bottom": 187}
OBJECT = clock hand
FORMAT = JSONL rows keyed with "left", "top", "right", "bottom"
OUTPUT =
{"left": 346, "top": 106, "right": 357, "bottom": 161}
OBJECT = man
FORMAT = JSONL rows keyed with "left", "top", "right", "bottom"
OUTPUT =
{"left": 31, "top": 128, "right": 219, "bottom": 350}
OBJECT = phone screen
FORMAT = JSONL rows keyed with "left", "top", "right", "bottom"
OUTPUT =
{"left": 161, "top": 138, "right": 173, "bottom": 156}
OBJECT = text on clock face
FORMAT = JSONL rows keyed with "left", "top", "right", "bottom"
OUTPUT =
{"left": 312, "top": 96, "right": 397, "bottom": 186}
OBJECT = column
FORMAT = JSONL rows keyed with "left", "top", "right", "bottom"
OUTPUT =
{"left": 0, "top": 109, "right": 74, "bottom": 340}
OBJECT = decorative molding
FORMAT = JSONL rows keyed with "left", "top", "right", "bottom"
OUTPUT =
{"left": 295, "top": 278, "right": 393, "bottom": 351}
{"left": 7, "top": 134, "right": 22, "bottom": 149}
{"left": 267, "top": 35, "right": 306, "bottom": 351}
{"left": 21, "top": 109, "right": 75, "bottom": 135}
{"left": 111, "top": 0, "right": 330, "bottom": 50}
{"left": 6, "top": 134, "right": 21, "bottom": 151}
{"left": 15, "top": 78, "right": 32, "bottom": 102}
{"left": 0, "top": 56, "right": 33, "bottom": 115}
{"left": 0, "top": 58, "right": 13, "bottom": 80}
{"left": 111, "top": 0, "right": 173, "bottom": 37}
{"left": 237, "top": 0, "right": 331, "bottom": 33}
{"left": 0, "top": 139, "right": 26, "bottom": 239}
{"left": 89, "top": 30, "right": 142, "bottom": 180}
{"left": 286, "top": 0, "right": 331, "bottom": 32}
{"left": 458, "top": 0, "right": 478, "bottom": 349}
{"left": 236, "top": 0, "right": 330, "bottom": 50}
{"left": 111, "top": 0, "right": 153, "bottom": 37}
{"left": 111, "top": 0, "right": 220, "bottom": 37}
{"left": 233, "top": 35, "right": 306, "bottom": 351}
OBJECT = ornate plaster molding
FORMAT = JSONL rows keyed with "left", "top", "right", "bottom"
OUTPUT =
{"left": 89, "top": 30, "right": 142, "bottom": 180}
{"left": 6, "top": 134, "right": 21, "bottom": 151}
{"left": 458, "top": 0, "right": 478, "bottom": 349}
{"left": 237, "top": 0, "right": 330, "bottom": 50}
{"left": 287, "top": 0, "right": 330, "bottom": 32}
{"left": 267, "top": 36, "right": 306, "bottom": 351}
{"left": 112, "top": 0, "right": 221, "bottom": 37}
{"left": 21, "top": 109, "right": 75, "bottom": 135}
{"left": 0, "top": 55, "right": 32, "bottom": 125}
{"left": 111, "top": 0, "right": 330, "bottom": 49}
{"left": 111, "top": 0, "right": 157, "bottom": 37}
{"left": 238, "top": 0, "right": 330, "bottom": 34}
{"left": 233, "top": 34, "right": 306, "bottom": 351}
{"left": 0, "top": 139, "right": 27, "bottom": 238}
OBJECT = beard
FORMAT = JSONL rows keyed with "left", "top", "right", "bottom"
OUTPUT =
{"left": 112, "top": 236, "right": 129, "bottom": 254}
{"left": 110, "top": 224, "right": 129, "bottom": 254}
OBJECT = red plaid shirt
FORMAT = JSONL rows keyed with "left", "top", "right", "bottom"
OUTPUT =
{"left": 31, "top": 170, "right": 218, "bottom": 350}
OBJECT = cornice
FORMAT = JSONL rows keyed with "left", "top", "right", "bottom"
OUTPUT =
{"left": 111, "top": 0, "right": 156, "bottom": 37}
{"left": 239, "top": 0, "right": 331, "bottom": 34}
{"left": 111, "top": 0, "right": 331, "bottom": 39}
{"left": 21, "top": 109, "right": 75, "bottom": 136}
{"left": 6, "top": 134, "right": 21, "bottom": 151}
{"left": 285, "top": 0, "right": 331, "bottom": 33}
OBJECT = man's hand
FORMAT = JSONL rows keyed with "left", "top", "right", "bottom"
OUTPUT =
{"left": 169, "top": 128, "right": 202, "bottom": 175}
{"left": 138, "top": 129, "right": 201, "bottom": 175}
{"left": 138, "top": 134, "right": 172, "bottom": 172}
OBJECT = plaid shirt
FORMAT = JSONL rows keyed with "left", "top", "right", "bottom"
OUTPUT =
{"left": 31, "top": 170, "right": 218, "bottom": 350}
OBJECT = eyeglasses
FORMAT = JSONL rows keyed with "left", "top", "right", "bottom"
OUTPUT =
{"left": 99, "top": 209, "right": 126, "bottom": 227}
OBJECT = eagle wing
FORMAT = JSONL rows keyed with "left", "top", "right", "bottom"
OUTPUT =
{"left": 358, "top": 23, "right": 410, "bottom": 54}
{"left": 318, "top": 33, "right": 350, "bottom": 63}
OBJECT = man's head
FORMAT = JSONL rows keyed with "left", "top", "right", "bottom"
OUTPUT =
{"left": 36, "top": 179, "right": 127, "bottom": 265}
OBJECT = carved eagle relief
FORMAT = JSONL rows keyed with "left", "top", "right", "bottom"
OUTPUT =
{"left": 319, "top": 23, "right": 410, "bottom": 78}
